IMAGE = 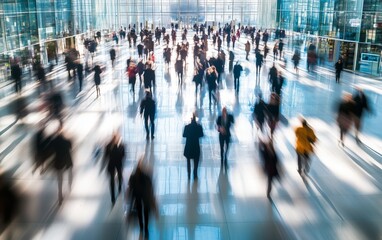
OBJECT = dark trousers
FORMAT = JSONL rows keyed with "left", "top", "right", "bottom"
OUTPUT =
{"left": 208, "top": 89, "right": 217, "bottom": 107}
{"left": 108, "top": 166, "right": 123, "bottom": 203}
{"left": 177, "top": 72, "right": 183, "bottom": 84}
{"left": 187, "top": 157, "right": 200, "bottom": 179}
{"left": 144, "top": 114, "right": 155, "bottom": 137}
{"left": 78, "top": 76, "right": 83, "bottom": 91}
{"left": 15, "top": 78, "right": 22, "bottom": 93}
{"left": 297, "top": 152, "right": 310, "bottom": 173}
{"left": 136, "top": 199, "right": 150, "bottom": 234}
{"left": 219, "top": 135, "right": 230, "bottom": 168}
{"left": 234, "top": 76, "right": 240, "bottom": 92}
{"left": 335, "top": 71, "right": 341, "bottom": 83}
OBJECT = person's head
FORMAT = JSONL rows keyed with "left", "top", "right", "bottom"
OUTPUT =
{"left": 145, "top": 89, "right": 152, "bottom": 98}
{"left": 191, "top": 112, "right": 197, "bottom": 122}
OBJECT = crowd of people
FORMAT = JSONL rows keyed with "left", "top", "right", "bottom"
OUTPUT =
{"left": 2, "top": 21, "right": 374, "bottom": 239}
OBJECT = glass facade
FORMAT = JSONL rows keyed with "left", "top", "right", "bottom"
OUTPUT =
{"left": 0, "top": 0, "right": 278, "bottom": 83}
{"left": 277, "top": 0, "right": 382, "bottom": 75}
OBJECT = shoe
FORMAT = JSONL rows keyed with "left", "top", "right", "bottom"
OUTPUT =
{"left": 146, "top": 135, "right": 149, "bottom": 140}
{"left": 297, "top": 169, "right": 302, "bottom": 175}
{"left": 151, "top": 135, "right": 155, "bottom": 140}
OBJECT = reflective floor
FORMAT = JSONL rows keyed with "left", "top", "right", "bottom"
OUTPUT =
{"left": 0, "top": 32, "right": 382, "bottom": 240}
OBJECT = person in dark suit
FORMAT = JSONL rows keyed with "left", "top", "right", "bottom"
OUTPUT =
{"left": 11, "top": 62, "right": 22, "bottom": 94}
{"left": 104, "top": 132, "right": 125, "bottom": 205}
{"left": 259, "top": 138, "right": 280, "bottom": 200}
{"left": 352, "top": 88, "right": 370, "bottom": 143}
{"left": 77, "top": 63, "right": 83, "bottom": 92}
{"left": 183, "top": 113, "right": 204, "bottom": 180}
{"left": 233, "top": 61, "right": 243, "bottom": 93}
{"left": 335, "top": 59, "right": 343, "bottom": 83}
{"left": 127, "top": 160, "right": 158, "bottom": 239}
{"left": 216, "top": 107, "right": 234, "bottom": 170}
{"left": 51, "top": 127, "right": 73, "bottom": 205}
{"left": 143, "top": 63, "right": 156, "bottom": 93}
{"left": 140, "top": 91, "right": 156, "bottom": 140}
{"left": 93, "top": 65, "right": 102, "bottom": 97}
{"left": 253, "top": 93, "right": 267, "bottom": 131}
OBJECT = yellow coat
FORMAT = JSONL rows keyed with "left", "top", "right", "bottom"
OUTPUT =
{"left": 295, "top": 125, "right": 317, "bottom": 154}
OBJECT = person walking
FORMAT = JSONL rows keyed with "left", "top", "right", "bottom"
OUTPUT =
{"left": 292, "top": 50, "right": 301, "bottom": 74}
{"left": 259, "top": 138, "right": 280, "bottom": 199}
{"left": 206, "top": 66, "right": 218, "bottom": 108}
{"left": 295, "top": 117, "right": 317, "bottom": 175}
{"left": 140, "top": 91, "right": 156, "bottom": 140}
{"left": 266, "top": 93, "right": 281, "bottom": 137}
{"left": 93, "top": 65, "right": 102, "bottom": 97}
{"left": 228, "top": 50, "right": 235, "bottom": 72}
{"left": 11, "top": 62, "right": 22, "bottom": 94}
{"left": 143, "top": 63, "right": 156, "bottom": 93}
{"left": 77, "top": 63, "right": 84, "bottom": 92}
{"left": 127, "top": 160, "right": 157, "bottom": 239}
{"left": 274, "top": 71, "right": 285, "bottom": 96}
{"left": 233, "top": 61, "right": 243, "bottom": 93}
{"left": 137, "top": 59, "right": 145, "bottom": 86}
{"left": 175, "top": 57, "right": 184, "bottom": 86}
{"left": 255, "top": 51, "right": 264, "bottom": 75}
{"left": 336, "top": 92, "right": 355, "bottom": 147}
{"left": 278, "top": 39, "right": 284, "bottom": 60}
{"left": 352, "top": 88, "right": 370, "bottom": 143}
{"left": 109, "top": 47, "right": 116, "bottom": 68}
{"left": 127, "top": 61, "right": 138, "bottom": 94}
{"left": 216, "top": 107, "right": 235, "bottom": 171}
{"left": 245, "top": 41, "right": 251, "bottom": 60}
{"left": 51, "top": 127, "right": 73, "bottom": 205}
{"left": 104, "top": 132, "right": 125, "bottom": 205}
{"left": 183, "top": 113, "right": 204, "bottom": 180}
{"left": 335, "top": 59, "right": 343, "bottom": 83}
{"left": 253, "top": 93, "right": 267, "bottom": 131}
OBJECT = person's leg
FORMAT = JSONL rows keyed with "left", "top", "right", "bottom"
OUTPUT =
{"left": 297, "top": 152, "right": 302, "bottom": 174}
{"left": 150, "top": 114, "right": 155, "bottom": 138}
{"left": 354, "top": 117, "right": 361, "bottom": 141}
{"left": 304, "top": 153, "right": 311, "bottom": 173}
{"left": 267, "top": 175, "right": 272, "bottom": 199}
{"left": 117, "top": 166, "right": 123, "bottom": 192}
{"left": 68, "top": 167, "right": 73, "bottom": 190}
{"left": 143, "top": 204, "right": 150, "bottom": 236}
{"left": 144, "top": 115, "right": 150, "bottom": 139}
{"left": 187, "top": 158, "right": 191, "bottom": 179}
{"left": 224, "top": 138, "right": 230, "bottom": 169}
{"left": 57, "top": 170, "right": 64, "bottom": 204}
{"left": 194, "top": 156, "right": 199, "bottom": 179}
{"left": 136, "top": 200, "right": 144, "bottom": 232}
{"left": 109, "top": 168, "right": 116, "bottom": 203}
{"left": 219, "top": 135, "right": 224, "bottom": 167}
{"left": 208, "top": 90, "right": 212, "bottom": 108}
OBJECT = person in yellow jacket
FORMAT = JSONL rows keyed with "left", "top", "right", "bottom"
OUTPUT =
{"left": 295, "top": 117, "right": 317, "bottom": 175}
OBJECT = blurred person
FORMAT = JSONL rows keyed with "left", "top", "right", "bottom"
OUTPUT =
{"left": 273, "top": 43, "right": 278, "bottom": 60}
{"left": 206, "top": 66, "right": 218, "bottom": 108}
{"left": 336, "top": 92, "right": 355, "bottom": 147}
{"left": 216, "top": 107, "right": 235, "bottom": 171}
{"left": 93, "top": 64, "right": 102, "bottom": 97}
{"left": 268, "top": 63, "right": 278, "bottom": 91}
{"left": 274, "top": 71, "right": 285, "bottom": 96}
{"left": 228, "top": 50, "right": 235, "bottom": 72}
{"left": 109, "top": 47, "right": 116, "bottom": 68}
{"left": 126, "top": 159, "right": 158, "bottom": 239}
{"left": 127, "top": 61, "right": 138, "bottom": 94}
{"left": 32, "top": 124, "right": 54, "bottom": 174}
{"left": 335, "top": 58, "right": 343, "bottom": 83}
{"left": 352, "top": 88, "right": 370, "bottom": 143}
{"left": 255, "top": 50, "right": 263, "bottom": 75}
{"left": 0, "top": 171, "right": 20, "bottom": 230}
{"left": 193, "top": 62, "right": 204, "bottom": 96}
{"left": 259, "top": 138, "right": 280, "bottom": 199}
{"left": 295, "top": 117, "right": 317, "bottom": 175}
{"left": 143, "top": 63, "right": 156, "bottom": 93}
{"left": 77, "top": 63, "right": 84, "bottom": 92}
{"left": 278, "top": 39, "right": 284, "bottom": 60}
{"left": 175, "top": 57, "right": 184, "bottom": 86}
{"left": 51, "top": 127, "right": 73, "bottom": 205}
{"left": 253, "top": 93, "right": 267, "bottom": 132}
{"left": 47, "top": 90, "right": 65, "bottom": 127}
{"left": 11, "top": 62, "right": 22, "bottom": 94}
{"left": 36, "top": 63, "right": 48, "bottom": 94}
{"left": 137, "top": 43, "right": 144, "bottom": 59}
{"left": 245, "top": 40, "right": 251, "bottom": 60}
{"left": 104, "top": 132, "right": 125, "bottom": 205}
{"left": 266, "top": 93, "right": 281, "bottom": 137}
{"left": 233, "top": 61, "right": 243, "bottom": 93}
{"left": 140, "top": 91, "right": 156, "bottom": 140}
{"left": 183, "top": 113, "right": 204, "bottom": 180}
{"left": 292, "top": 50, "right": 300, "bottom": 74}
{"left": 137, "top": 59, "right": 145, "bottom": 86}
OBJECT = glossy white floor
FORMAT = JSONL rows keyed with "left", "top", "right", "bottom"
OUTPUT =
{"left": 1, "top": 30, "right": 382, "bottom": 240}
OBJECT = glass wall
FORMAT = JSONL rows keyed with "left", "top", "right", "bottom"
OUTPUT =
{"left": 277, "top": 0, "right": 382, "bottom": 75}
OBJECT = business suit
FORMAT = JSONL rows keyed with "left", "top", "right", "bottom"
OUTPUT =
{"left": 183, "top": 119, "right": 204, "bottom": 179}
{"left": 216, "top": 111, "right": 234, "bottom": 169}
